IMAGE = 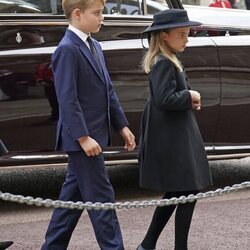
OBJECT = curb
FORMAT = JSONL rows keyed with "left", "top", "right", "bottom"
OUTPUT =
{"left": 0, "top": 157, "right": 250, "bottom": 199}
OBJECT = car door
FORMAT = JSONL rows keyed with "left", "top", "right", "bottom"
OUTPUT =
{"left": 179, "top": 0, "right": 250, "bottom": 155}
{"left": 0, "top": 0, "right": 163, "bottom": 166}
{"left": 212, "top": 33, "right": 250, "bottom": 146}
{"left": 0, "top": 18, "right": 65, "bottom": 156}
{"left": 181, "top": 35, "right": 220, "bottom": 146}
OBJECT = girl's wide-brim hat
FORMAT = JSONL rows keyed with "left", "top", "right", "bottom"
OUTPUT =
{"left": 143, "top": 9, "right": 201, "bottom": 33}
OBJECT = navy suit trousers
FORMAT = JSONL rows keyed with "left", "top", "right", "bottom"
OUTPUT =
{"left": 41, "top": 151, "right": 124, "bottom": 250}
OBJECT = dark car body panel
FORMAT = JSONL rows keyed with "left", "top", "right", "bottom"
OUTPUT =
{"left": 1, "top": 1, "right": 250, "bottom": 166}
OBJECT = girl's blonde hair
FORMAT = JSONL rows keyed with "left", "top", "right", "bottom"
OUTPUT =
{"left": 142, "top": 31, "right": 182, "bottom": 73}
{"left": 62, "top": 0, "right": 105, "bottom": 20}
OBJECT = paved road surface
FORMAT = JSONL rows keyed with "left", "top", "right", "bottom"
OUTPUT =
{"left": 0, "top": 187, "right": 249, "bottom": 249}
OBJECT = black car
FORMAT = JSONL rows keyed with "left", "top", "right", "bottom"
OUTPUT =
{"left": 1, "top": 0, "right": 250, "bottom": 167}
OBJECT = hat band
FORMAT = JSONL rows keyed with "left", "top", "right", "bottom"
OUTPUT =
{"left": 153, "top": 16, "right": 189, "bottom": 27}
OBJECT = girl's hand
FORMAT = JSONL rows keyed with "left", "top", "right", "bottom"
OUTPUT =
{"left": 189, "top": 90, "right": 201, "bottom": 110}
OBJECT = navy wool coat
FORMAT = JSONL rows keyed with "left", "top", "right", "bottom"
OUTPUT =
{"left": 138, "top": 56, "right": 213, "bottom": 192}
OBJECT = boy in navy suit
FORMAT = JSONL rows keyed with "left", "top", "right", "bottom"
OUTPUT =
{"left": 41, "top": 0, "right": 136, "bottom": 249}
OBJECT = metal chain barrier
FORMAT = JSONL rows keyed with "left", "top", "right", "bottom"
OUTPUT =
{"left": 0, "top": 181, "right": 249, "bottom": 210}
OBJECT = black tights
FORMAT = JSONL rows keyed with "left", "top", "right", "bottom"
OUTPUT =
{"left": 141, "top": 190, "right": 198, "bottom": 250}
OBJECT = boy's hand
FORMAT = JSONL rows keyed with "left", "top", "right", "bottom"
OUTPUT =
{"left": 78, "top": 136, "right": 102, "bottom": 157}
{"left": 119, "top": 127, "right": 136, "bottom": 151}
{"left": 189, "top": 90, "right": 201, "bottom": 110}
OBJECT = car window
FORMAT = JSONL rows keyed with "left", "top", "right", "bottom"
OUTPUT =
{"left": 0, "top": 0, "right": 62, "bottom": 14}
{"left": 24, "top": 0, "right": 62, "bottom": 13}
{"left": 184, "top": 1, "right": 250, "bottom": 37}
{"left": 0, "top": 0, "right": 42, "bottom": 13}
{"left": 1, "top": 0, "right": 249, "bottom": 38}
{"left": 0, "top": 0, "right": 167, "bottom": 15}
{"left": 183, "top": 0, "right": 249, "bottom": 11}
{"left": 105, "top": 0, "right": 168, "bottom": 15}
{"left": 0, "top": 0, "right": 249, "bottom": 15}
{"left": 105, "top": 0, "right": 142, "bottom": 14}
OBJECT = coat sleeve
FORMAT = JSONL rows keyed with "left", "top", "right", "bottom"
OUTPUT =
{"left": 150, "top": 58, "right": 192, "bottom": 111}
{"left": 52, "top": 44, "right": 89, "bottom": 140}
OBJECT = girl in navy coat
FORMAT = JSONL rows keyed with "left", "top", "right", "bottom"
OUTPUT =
{"left": 137, "top": 9, "right": 213, "bottom": 250}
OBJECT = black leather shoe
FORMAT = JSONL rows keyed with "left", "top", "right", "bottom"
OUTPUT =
{"left": 136, "top": 245, "right": 156, "bottom": 250}
{"left": 0, "top": 241, "right": 14, "bottom": 250}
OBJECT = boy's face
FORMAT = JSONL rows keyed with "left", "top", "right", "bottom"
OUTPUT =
{"left": 72, "top": 0, "right": 104, "bottom": 34}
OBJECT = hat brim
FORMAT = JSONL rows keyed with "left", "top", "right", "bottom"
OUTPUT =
{"left": 143, "top": 21, "right": 202, "bottom": 34}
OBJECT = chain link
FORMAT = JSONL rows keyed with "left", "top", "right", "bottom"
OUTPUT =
{"left": 0, "top": 181, "right": 249, "bottom": 210}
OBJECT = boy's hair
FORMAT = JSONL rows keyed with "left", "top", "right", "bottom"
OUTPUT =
{"left": 62, "top": 0, "right": 105, "bottom": 20}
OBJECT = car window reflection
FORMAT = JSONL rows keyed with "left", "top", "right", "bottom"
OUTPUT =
{"left": 105, "top": 0, "right": 141, "bottom": 14}
{"left": 0, "top": 0, "right": 63, "bottom": 14}
{"left": 0, "top": 0, "right": 168, "bottom": 15}
{"left": 0, "top": 0, "right": 41, "bottom": 13}
{"left": 182, "top": 0, "right": 249, "bottom": 10}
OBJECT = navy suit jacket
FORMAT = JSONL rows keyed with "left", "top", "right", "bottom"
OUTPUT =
{"left": 52, "top": 29, "right": 128, "bottom": 151}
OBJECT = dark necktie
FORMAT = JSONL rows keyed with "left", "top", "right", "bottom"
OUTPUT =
{"left": 87, "top": 36, "right": 102, "bottom": 72}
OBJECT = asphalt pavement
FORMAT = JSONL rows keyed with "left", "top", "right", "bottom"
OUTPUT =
{"left": 0, "top": 187, "right": 249, "bottom": 249}
{"left": 0, "top": 157, "right": 250, "bottom": 249}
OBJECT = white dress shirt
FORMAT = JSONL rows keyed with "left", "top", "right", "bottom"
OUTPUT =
{"left": 68, "top": 24, "right": 91, "bottom": 49}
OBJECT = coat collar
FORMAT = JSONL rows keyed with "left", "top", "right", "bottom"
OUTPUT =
{"left": 65, "top": 29, "right": 105, "bottom": 84}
